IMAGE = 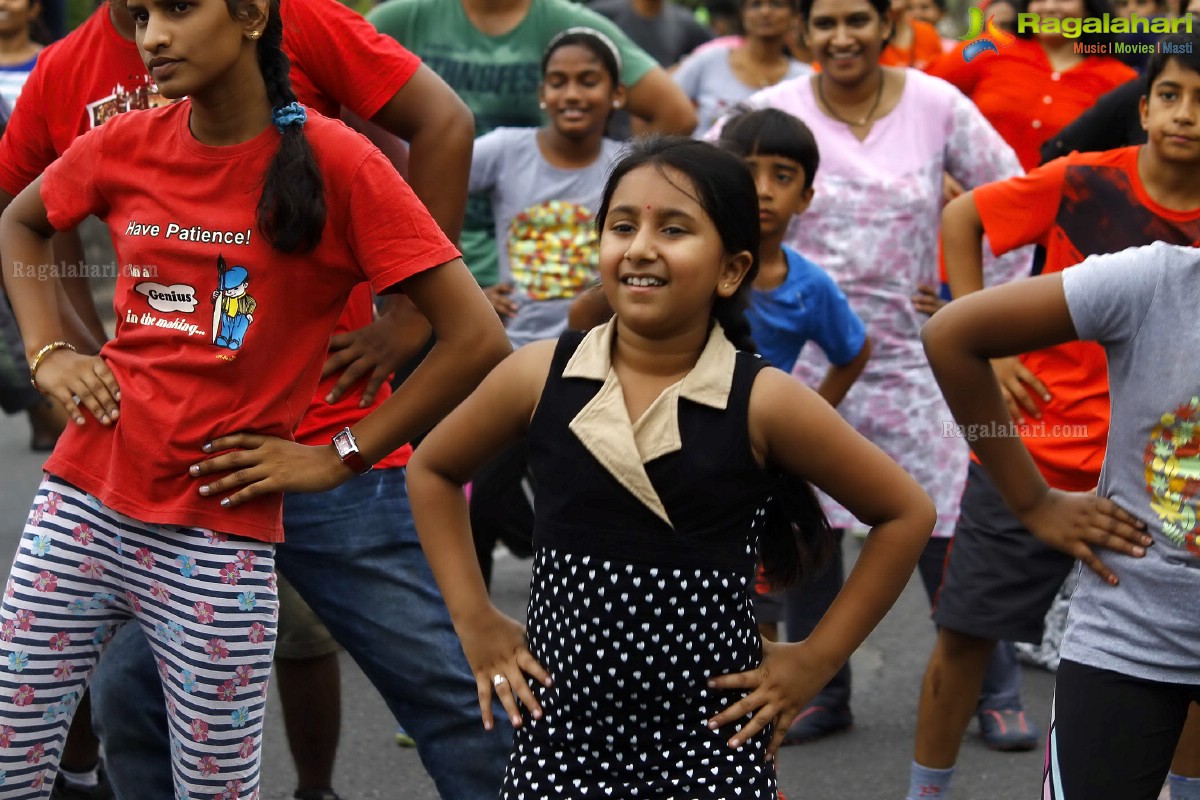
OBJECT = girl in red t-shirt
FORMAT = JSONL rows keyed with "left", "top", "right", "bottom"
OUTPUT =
{"left": 0, "top": 0, "right": 507, "bottom": 794}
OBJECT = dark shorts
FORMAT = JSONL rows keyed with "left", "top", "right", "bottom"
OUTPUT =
{"left": 932, "top": 462, "right": 1076, "bottom": 644}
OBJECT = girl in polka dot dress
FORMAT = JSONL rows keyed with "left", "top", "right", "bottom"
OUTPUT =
{"left": 407, "top": 136, "right": 936, "bottom": 799}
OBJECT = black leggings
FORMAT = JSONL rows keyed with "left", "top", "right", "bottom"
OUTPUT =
{"left": 1047, "top": 659, "right": 1200, "bottom": 800}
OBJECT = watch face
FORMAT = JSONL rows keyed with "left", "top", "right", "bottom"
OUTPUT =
{"left": 333, "top": 431, "right": 354, "bottom": 458}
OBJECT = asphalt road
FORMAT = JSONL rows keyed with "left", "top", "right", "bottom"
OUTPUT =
{"left": 0, "top": 408, "right": 1062, "bottom": 800}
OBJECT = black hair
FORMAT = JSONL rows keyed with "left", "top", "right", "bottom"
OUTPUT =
{"left": 798, "top": 0, "right": 889, "bottom": 23}
{"left": 1144, "top": 31, "right": 1200, "bottom": 92}
{"left": 541, "top": 27, "right": 623, "bottom": 87}
{"left": 595, "top": 136, "right": 833, "bottom": 587}
{"left": 229, "top": 0, "right": 326, "bottom": 253}
{"left": 718, "top": 107, "right": 821, "bottom": 191}
{"left": 1013, "top": 0, "right": 1117, "bottom": 47}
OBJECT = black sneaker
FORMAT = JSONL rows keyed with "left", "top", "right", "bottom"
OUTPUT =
{"left": 781, "top": 703, "right": 854, "bottom": 745}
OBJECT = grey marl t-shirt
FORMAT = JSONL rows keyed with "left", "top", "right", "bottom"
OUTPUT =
{"left": 1061, "top": 240, "right": 1200, "bottom": 684}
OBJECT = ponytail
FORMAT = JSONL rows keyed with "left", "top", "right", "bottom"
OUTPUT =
{"left": 252, "top": 0, "right": 325, "bottom": 253}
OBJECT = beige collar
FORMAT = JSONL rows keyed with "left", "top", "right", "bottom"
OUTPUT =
{"left": 563, "top": 318, "right": 737, "bottom": 527}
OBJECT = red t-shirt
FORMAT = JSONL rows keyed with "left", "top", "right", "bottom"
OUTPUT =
{"left": 927, "top": 38, "right": 1135, "bottom": 171}
{"left": 39, "top": 105, "right": 460, "bottom": 541}
{"left": 0, "top": 0, "right": 422, "bottom": 467}
{"left": 974, "top": 146, "right": 1200, "bottom": 490}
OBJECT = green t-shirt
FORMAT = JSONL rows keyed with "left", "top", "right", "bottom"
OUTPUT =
{"left": 368, "top": 0, "right": 656, "bottom": 286}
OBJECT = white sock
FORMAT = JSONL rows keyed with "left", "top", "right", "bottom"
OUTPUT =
{"left": 1170, "top": 773, "right": 1200, "bottom": 800}
{"left": 907, "top": 761, "right": 954, "bottom": 800}
{"left": 59, "top": 765, "right": 100, "bottom": 789}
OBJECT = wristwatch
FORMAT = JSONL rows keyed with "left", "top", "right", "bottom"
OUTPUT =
{"left": 332, "top": 427, "right": 372, "bottom": 475}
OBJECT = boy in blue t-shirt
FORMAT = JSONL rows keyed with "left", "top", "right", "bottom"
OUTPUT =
{"left": 717, "top": 109, "right": 872, "bottom": 653}
{"left": 717, "top": 107, "right": 870, "bottom": 404}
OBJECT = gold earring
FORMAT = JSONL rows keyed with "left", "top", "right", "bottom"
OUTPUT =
{"left": 248, "top": 30, "right": 261, "bottom": 39}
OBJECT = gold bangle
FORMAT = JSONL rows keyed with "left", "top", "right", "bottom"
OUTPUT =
{"left": 29, "top": 341, "right": 77, "bottom": 392}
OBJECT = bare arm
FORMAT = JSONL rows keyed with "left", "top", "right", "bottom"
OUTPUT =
{"left": 328, "top": 64, "right": 476, "bottom": 404}
{"left": 359, "top": 64, "right": 475, "bottom": 243}
{"left": 1, "top": 180, "right": 120, "bottom": 426}
{"left": 815, "top": 336, "right": 870, "bottom": 408}
{"left": 709, "top": 368, "right": 936, "bottom": 755}
{"left": 921, "top": 274, "right": 1148, "bottom": 583}
{"left": 943, "top": 191, "right": 1049, "bottom": 420}
{"left": 407, "top": 340, "right": 559, "bottom": 729}
{"left": 624, "top": 66, "right": 698, "bottom": 135}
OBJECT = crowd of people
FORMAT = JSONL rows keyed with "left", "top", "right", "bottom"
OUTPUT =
{"left": 0, "top": 0, "right": 1197, "bottom": 799}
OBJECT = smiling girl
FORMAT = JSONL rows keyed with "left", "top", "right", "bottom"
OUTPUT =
{"left": 0, "top": 0, "right": 506, "bottom": 794}
{"left": 469, "top": 27, "right": 626, "bottom": 350}
{"left": 407, "top": 136, "right": 935, "bottom": 798}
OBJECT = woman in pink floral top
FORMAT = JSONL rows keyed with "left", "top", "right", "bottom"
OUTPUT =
{"left": 708, "top": 0, "right": 1032, "bottom": 744}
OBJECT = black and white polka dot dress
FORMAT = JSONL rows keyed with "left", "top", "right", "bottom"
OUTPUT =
{"left": 503, "top": 329, "right": 777, "bottom": 799}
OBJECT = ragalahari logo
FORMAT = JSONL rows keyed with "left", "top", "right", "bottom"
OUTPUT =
{"left": 960, "top": 7, "right": 1017, "bottom": 61}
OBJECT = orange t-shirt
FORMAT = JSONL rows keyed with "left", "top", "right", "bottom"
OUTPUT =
{"left": 927, "top": 38, "right": 1135, "bottom": 171}
{"left": 973, "top": 146, "right": 1200, "bottom": 490}
{"left": 881, "top": 19, "right": 945, "bottom": 70}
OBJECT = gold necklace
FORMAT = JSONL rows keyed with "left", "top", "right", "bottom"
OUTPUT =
{"left": 817, "top": 70, "right": 885, "bottom": 127}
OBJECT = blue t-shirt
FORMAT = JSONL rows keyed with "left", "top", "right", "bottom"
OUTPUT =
{"left": 746, "top": 246, "right": 866, "bottom": 373}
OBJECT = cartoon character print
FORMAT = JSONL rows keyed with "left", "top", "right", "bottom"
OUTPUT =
{"left": 211, "top": 255, "right": 257, "bottom": 351}
{"left": 1143, "top": 396, "right": 1200, "bottom": 556}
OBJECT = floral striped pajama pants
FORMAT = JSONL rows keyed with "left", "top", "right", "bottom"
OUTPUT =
{"left": 0, "top": 476, "right": 277, "bottom": 800}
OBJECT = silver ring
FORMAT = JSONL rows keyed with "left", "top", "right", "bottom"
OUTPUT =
{"left": 492, "top": 673, "right": 507, "bottom": 687}
{"left": 71, "top": 395, "right": 82, "bottom": 405}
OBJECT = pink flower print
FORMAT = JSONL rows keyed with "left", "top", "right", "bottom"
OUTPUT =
{"left": 190, "top": 718, "right": 209, "bottom": 743}
{"left": 157, "top": 658, "right": 169, "bottom": 681}
{"left": 204, "top": 529, "right": 228, "bottom": 545}
{"left": 79, "top": 557, "right": 105, "bottom": 579}
{"left": 5, "top": 578, "right": 14, "bottom": 598}
{"left": 194, "top": 601, "right": 215, "bottom": 624}
{"left": 220, "top": 779, "right": 243, "bottom": 800}
{"left": 44, "top": 492, "right": 62, "bottom": 515}
{"left": 33, "top": 570, "right": 57, "bottom": 592}
{"left": 134, "top": 547, "right": 156, "bottom": 570}
{"left": 234, "top": 549, "right": 257, "bottom": 571}
{"left": 266, "top": 572, "right": 277, "bottom": 592}
{"left": 149, "top": 581, "right": 171, "bottom": 604}
{"left": 205, "top": 637, "right": 229, "bottom": 662}
{"left": 25, "top": 742, "right": 44, "bottom": 764}
{"left": 196, "top": 755, "right": 219, "bottom": 777}
{"left": 31, "top": 771, "right": 46, "bottom": 791}
{"left": 0, "top": 619, "right": 14, "bottom": 642}
{"left": 125, "top": 590, "right": 142, "bottom": 614}
{"left": 14, "top": 609, "right": 36, "bottom": 631}
{"left": 48, "top": 631, "right": 71, "bottom": 652}
{"left": 29, "top": 506, "right": 43, "bottom": 527}
{"left": 219, "top": 563, "right": 241, "bottom": 586}
{"left": 0, "top": 724, "right": 14, "bottom": 746}
{"left": 235, "top": 664, "right": 254, "bottom": 687}
{"left": 238, "top": 735, "right": 255, "bottom": 759}
{"left": 72, "top": 524, "right": 94, "bottom": 546}
{"left": 12, "top": 684, "right": 35, "bottom": 706}
{"left": 217, "top": 680, "right": 237, "bottom": 702}
{"left": 247, "top": 621, "right": 266, "bottom": 643}
{"left": 54, "top": 661, "right": 73, "bottom": 681}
